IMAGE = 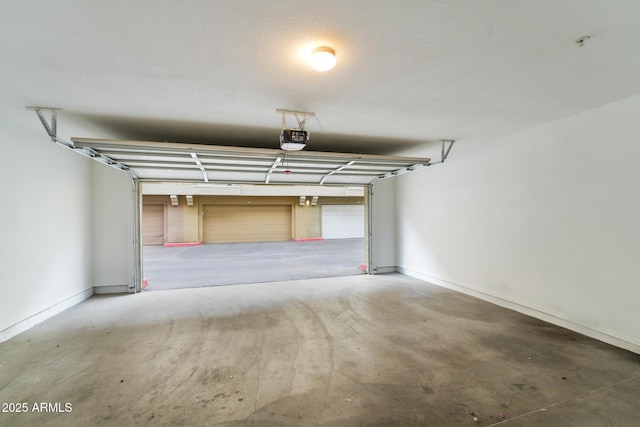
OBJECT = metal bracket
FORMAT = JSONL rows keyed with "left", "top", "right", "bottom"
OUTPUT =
{"left": 27, "top": 106, "right": 137, "bottom": 179}
{"left": 265, "top": 156, "right": 282, "bottom": 184}
{"left": 26, "top": 106, "right": 62, "bottom": 142}
{"left": 368, "top": 139, "right": 454, "bottom": 184}
{"left": 319, "top": 160, "right": 355, "bottom": 185}
{"left": 428, "top": 139, "right": 456, "bottom": 166}
{"left": 190, "top": 152, "right": 209, "bottom": 182}
{"left": 276, "top": 109, "right": 316, "bottom": 131}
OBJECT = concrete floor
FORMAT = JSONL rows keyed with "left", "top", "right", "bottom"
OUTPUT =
{"left": 142, "top": 239, "right": 365, "bottom": 290}
{"left": 0, "top": 274, "right": 639, "bottom": 426}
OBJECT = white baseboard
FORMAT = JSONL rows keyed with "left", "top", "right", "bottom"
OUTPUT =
{"left": 398, "top": 267, "right": 640, "bottom": 355}
{"left": 373, "top": 266, "right": 397, "bottom": 274}
{"left": 0, "top": 288, "right": 94, "bottom": 344}
{"left": 93, "top": 284, "right": 130, "bottom": 294}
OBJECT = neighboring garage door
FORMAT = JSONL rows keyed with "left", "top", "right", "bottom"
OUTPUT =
{"left": 204, "top": 205, "right": 292, "bottom": 243}
{"left": 322, "top": 205, "right": 365, "bottom": 239}
{"left": 142, "top": 204, "right": 165, "bottom": 245}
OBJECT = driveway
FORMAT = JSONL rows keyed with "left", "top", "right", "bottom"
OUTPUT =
{"left": 142, "top": 238, "right": 365, "bottom": 290}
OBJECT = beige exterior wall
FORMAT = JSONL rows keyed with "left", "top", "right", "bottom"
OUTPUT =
{"left": 183, "top": 201, "right": 199, "bottom": 243}
{"left": 168, "top": 198, "right": 184, "bottom": 243}
{"left": 141, "top": 194, "right": 365, "bottom": 244}
{"left": 294, "top": 203, "right": 320, "bottom": 238}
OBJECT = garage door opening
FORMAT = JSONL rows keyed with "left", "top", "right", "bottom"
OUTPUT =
{"left": 140, "top": 183, "right": 368, "bottom": 291}
{"left": 51, "top": 136, "right": 431, "bottom": 293}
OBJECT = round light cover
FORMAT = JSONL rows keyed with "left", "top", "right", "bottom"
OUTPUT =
{"left": 310, "top": 46, "right": 336, "bottom": 72}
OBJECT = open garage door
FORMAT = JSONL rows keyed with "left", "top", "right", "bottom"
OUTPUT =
{"left": 70, "top": 138, "right": 430, "bottom": 186}
{"left": 322, "top": 205, "right": 365, "bottom": 239}
{"left": 204, "top": 204, "right": 291, "bottom": 243}
{"left": 63, "top": 137, "right": 430, "bottom": 291}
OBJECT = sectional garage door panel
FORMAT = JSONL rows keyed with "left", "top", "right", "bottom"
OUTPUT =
{"left": 70, "top": 138, "right": 431, "bottom": 185}
{"left": 322, "top": 205, "right": 365, "bottom": 239}
{"left": 204, "top": 205, "right": 291, "bottom": 243}
{"left": 142, "top": 204, "right": 165, "bottom": 245}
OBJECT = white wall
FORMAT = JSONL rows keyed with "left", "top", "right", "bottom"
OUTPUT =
{"left": 91, "top": 163, "right": 136, "bottom": 294}
{"left": 0, "top": 111, "right": 93, "bottom": 341}
{"left": 370, "top": 178, "right": 397, "bottom": 273}
{"left": 396, "top": 94, "right": 640, "bottom": 354}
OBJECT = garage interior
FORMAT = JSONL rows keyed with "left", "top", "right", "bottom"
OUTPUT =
{"left": 2, "top": 1, "right": 640, "bottom": 426}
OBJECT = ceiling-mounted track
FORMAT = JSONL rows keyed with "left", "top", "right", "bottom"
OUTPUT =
{"left": 27, "top": 106, "right": 136, "bottom": 179}
{"left": 70, "top": 137, "right": 431, "bottom": 186}
{"left": 27, "top": 108, "right": 455, "bottom": 186}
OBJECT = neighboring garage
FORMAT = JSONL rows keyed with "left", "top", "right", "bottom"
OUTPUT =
{"left": 141, "top": 185, "right": 367, "bottom": 246}
{"left": 141, "top": 204, "right": 164, "bottom": 245}
{"left": 321, "top": 204, "right": 365, "bottom": 239}
{"left": 203, "top": 204, "right": 291, "bottom": 243}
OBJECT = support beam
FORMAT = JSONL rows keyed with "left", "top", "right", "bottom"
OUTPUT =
{"left": 190, "top": 152, "right": 209, "bottom": 182}
{"left": 265, "top": 156, "right": 282, "bottom": 184}
{"left": 319, "top": 160, "right": 356, "bottom": 185}
{"left": 27, "top": 107, "right": 136, "bottom": 179}
{"left": 441, "top": 139, "right": 455, "bottom": 162}
{"left": 26, "top": 106, "right": 61, "bottom": 140}
{"left": 428, "top": 139, "right": 456, "bottom": 166}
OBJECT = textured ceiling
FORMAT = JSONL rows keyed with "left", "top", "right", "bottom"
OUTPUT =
{"left": 3, "top": 1, "right": 640, "bottom": 155}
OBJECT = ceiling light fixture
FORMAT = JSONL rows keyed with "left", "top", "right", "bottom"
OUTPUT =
{"left": 310, "top": 46, "right": 336, "bottom": 72}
